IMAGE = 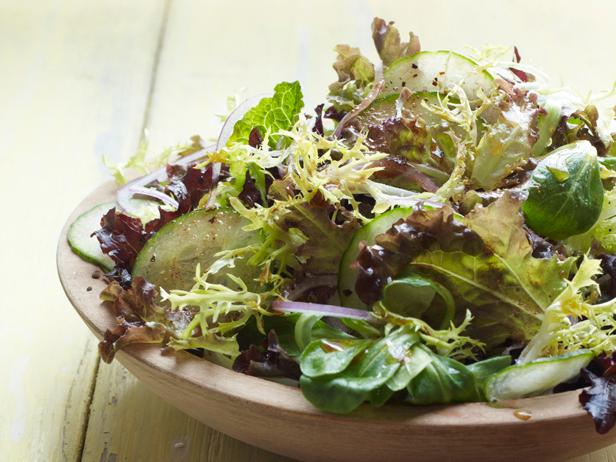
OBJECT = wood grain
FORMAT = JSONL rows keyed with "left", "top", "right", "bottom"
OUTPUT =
{"left": 0, "top": 1, "right": 167, "bottom": 460}
{"left": 82, "top": 361, "right": 290, "bottom": 462}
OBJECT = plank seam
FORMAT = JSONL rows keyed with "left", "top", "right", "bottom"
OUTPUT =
{"left": 77, "top": 2, "right": 173, "bottom": 460}
{"left": 76, "top": 355, "right": 100, "bottom": 462}
{"left": 138, "top": 0, "right": 173, "bottom": 142}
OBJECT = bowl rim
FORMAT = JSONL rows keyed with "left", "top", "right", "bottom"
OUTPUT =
{"left": 57, "top": 181, "right": 594, "bottom": 429}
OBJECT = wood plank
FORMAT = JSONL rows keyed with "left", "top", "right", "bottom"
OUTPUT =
{"left": 82, "top": 361, "right": 291, "bottom": 462}
{"left": 0, "top": 0, "right": 166, "bottom": 460}
{"left": 80, "top": 0, "right": 616, "bottom": 461}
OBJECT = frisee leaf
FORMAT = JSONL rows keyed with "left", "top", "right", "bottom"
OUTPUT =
{"left": 161, "top": 267, "right": 274, "bottom": 359}
{"left": 518, "top": 256, "right": 616, "bottom": 363}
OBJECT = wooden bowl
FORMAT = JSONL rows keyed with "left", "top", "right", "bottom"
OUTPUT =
{"left": 58, "top": 182, "right": 616, "bottom": 462}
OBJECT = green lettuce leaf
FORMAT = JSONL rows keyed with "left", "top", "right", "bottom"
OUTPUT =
{"left": 411, "top": 194, "right": 573, "bottom": 348}
{"left": 328, "top": 45, "right": 375, "bottom": 111}
{"left": 227, "top": 81, "right": 304, "bottom": 147}
{"left": 470, "top": 93, "right": 539, "bottom": 190}
{"left": 466, "top": 193, "right": 574, "bottom": 309}
{"left": 568, "top": 187, "right": 616, "bottom": 253}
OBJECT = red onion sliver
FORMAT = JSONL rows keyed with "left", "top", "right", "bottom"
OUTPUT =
{"left": 127, "top": 185, "right": 179, "bottom": 209}
{"left": 271, "top": 300, "right": 374, "bottom": 321}
{"left": 116, "top": 145, "right": 215, "bottom": 214}
{"left": 333, "top": 80, "right": 384, "bottom": 138}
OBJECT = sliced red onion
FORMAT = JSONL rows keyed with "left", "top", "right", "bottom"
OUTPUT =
{"left": 127, "top": 185, "right": 179, "bottom": 209}
{"left": 271, "top": 300, "right": 374, "bottom": 321}
{"left": 333, "top": 80, "right": 384, "bottom": 138}
{"left": 116, "top": 144, "right": 215, "bottom": 215}
{"left": 216, "top": 92, "right": 273, "bottom": 151}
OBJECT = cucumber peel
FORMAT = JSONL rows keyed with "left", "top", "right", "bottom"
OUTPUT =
{"left": 383, "top": 51, "right": 494, "bottom": 100}
{"left": 338, "top": 207, "right": 413, "bottom": 309}
{"left": 67, "top": 202, "right": 115, "bottom": 271}
{"left": 484, "top": 350, "right": 593, "bottom": 401}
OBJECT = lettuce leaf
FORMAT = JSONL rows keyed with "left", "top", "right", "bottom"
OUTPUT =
{"left": 470, "top": 91, "right": 540, "bottom": 190}
{"left": 354, "top": 194, "right": 572, "bottom": 349}
{"left": 569, "top": 187, "right": 616, "bottom": 253}
{"left": 465, "top": 193, "right": 574, "bottom": 310}
{"left": 371, "top": 18, "right": 420, "bottom": 66}
{"left": 328, "top": 45, "right": 375, "bottom": 112}
{"left": 519, "top": 256, "right": 616, "bottom": 362}
{"left": 227, "top": 81, "right": 304, "bottom": 148}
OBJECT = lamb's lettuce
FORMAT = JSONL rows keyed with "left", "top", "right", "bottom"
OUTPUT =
{"left": 523, "top": 141, "right": 603, "bottom": 240}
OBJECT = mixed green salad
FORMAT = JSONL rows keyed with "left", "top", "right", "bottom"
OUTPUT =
{"left": 69, "top": 18, "right": 616, "bottom": 431}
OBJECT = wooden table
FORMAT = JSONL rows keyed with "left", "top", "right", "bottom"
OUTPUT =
{"left": 2, "top": 1, "right": 616, "bottom": 460}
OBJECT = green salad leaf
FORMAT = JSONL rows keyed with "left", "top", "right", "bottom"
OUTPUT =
{"left": 300, "top": 328, "right": 417, "bottom": 413}
{"left": 519, "top": 256, "right": 616, "bottom": 362}
{"left": 412, "top": 194, "right": 572, "bottom": 348}
{"left": 227, "top": 81, "right": 304, "bottom": 147}
{"left": 470, "top": 93, "right": 538, "bottom": 190}
{"left": 523, "top": 140, "right": 604, "bottom": 240}
{"left": 568, "top": 187, "right": 616, "bottom": 253}
{"left": 406, "top": 347, "right": 481, "bottom": 405}
{"left": 327, "top": 45, "right": 375, "bottom": 112}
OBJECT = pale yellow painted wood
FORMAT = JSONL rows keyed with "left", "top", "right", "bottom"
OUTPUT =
{"left": 366, "top": 0, "right": 616, "bottom": 95}
{"left": 82, "top": 361, "right": 290, "bottom": 462}
{"left": 0, "top": 0, "right": 166, "bottom": 460}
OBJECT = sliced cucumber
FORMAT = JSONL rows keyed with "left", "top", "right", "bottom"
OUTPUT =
{"left": 383, "top": 51, "right": 494, "bottom": 100}
{"left": 133, "top": 209, "right": 260, "bottom": 291}
{"left": 354, "top": 91, "right": 442, "bottom": 128}
{"left": 67, "top": 202, "right": 115, "bottom": 271}
{"left": 484, "top": 350, "right": 593, "bottom": 401}
{"left": 338, "top": 207, "right": 413, "bottom": 309}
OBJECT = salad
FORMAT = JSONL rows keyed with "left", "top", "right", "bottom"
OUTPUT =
{"left": 68, "top": 18, "right": 616, "bottom": 432}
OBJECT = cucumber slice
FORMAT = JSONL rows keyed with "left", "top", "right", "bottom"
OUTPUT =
{"left": 338, "top": 207, "right": 413, "bottom": 309}
{"left": 383, "top": 51, "right": 494, "bottom": 100}
{"left": 133, "top": 209, "right": 260, "bottom": 291}
{"left": 67, "top": 202, "right": 115, "bottom": 271}
{"left": 484, "top": 350, "right": 593, "bottom": 401}
{"left": 354, "top": 91, "right": 442, "bottom": 128}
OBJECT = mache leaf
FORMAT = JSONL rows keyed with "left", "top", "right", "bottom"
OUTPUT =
{"left": 300, "top": 338, "right": 372, "bottom": 378}
{"left": 299, "top": 328, "right": 417, "bottom": 413}
{"left": 406, "top": 347, "right": 481, "bottom": 404}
